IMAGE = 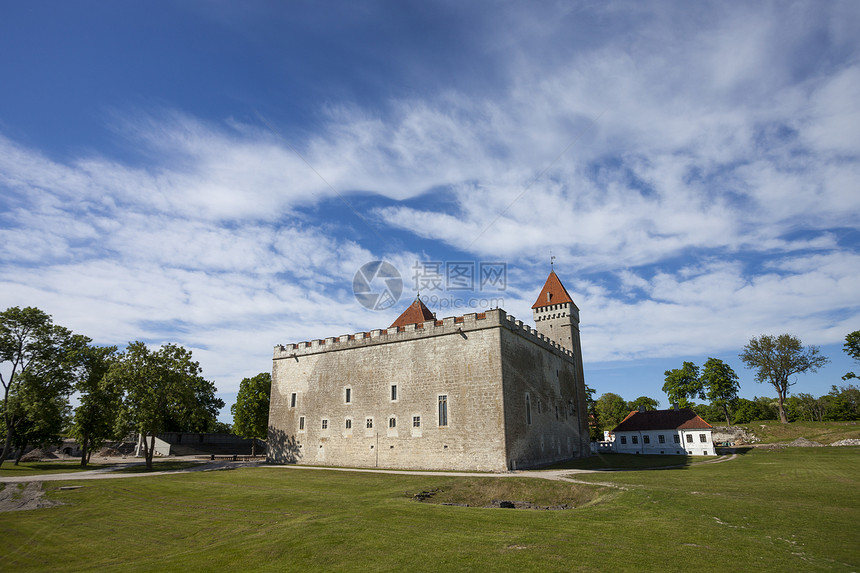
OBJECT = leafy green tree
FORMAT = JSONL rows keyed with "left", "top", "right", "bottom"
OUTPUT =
{"left": 739, "top": 334, "right": 829, "bottom": 424}
{"left": 596, "top": 392, "right": 630, "bottom": 431}
{"left": 786, "top": 393, "right": 825, "bottom": 422}
{"left": 662, "top": 361, "right": 703, "bottom": 408}
{"left": 584, "top": 384, "right": 601, "bottom": 441}
{"left": 627, "top": 396, "right": 659, "bottom": 411}
{"left": 731, "top": 397, "right": 779, "bottom": 424}
{"left": 108, "top": 342, "right": 224, "bottom": 469}
{"left": 3, "top": 383, "right": 70, "bottom": 464}
{"left": 69, "top": 344, "right": 121, "bottom": 467}
{"left": 843, "top": 331, "right": 860, "bottom": 381}
{"left": 700, "top": 358, "right": 740, "bottom": 426}
{"left": 231, "top": 372, "right": 271, "bottom": 456}
{"left": 822, "top": 384, "right": 860, "bottom": 421}
{"left": 0, "top": 307, "right": 79, "bottom": 468}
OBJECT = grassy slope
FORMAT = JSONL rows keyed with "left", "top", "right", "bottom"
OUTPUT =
{"left": 735, "top": 420, "right": 860, "bottom": 444}
{"left": 0, "top": 448, "right": 857, "bottom": 572}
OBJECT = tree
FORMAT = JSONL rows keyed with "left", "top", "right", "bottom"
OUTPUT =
{"left": 627, "top": 396, "right": 659, "bottom": 411}
{"left": 596, "top": 392, "right": 630, "bottom": 432}
{"left": 822, "top": 384, "right": 860, "bottom": 421}
{"left": 731, "top": 397, "right": 779, "bottom": 424}
{"left": 700, "top": 358, "right": 740, "bottom": 426}
{"left": 108, "top": 342, "right": 224, "bottom": 469}
{"left": 231, "top": 372, "right": 271, "bottom": 456}
{"left": 739, "top": 334, "right": 830, "bottom": 424}
{"left": 69, "top": 344, "right": 120, "bottom": 467}
{"left": 584, "top": 384, "right": 601, "bottom": 441}
{"left": 843, "top": 330, "right": 860, "bottom": 381}
{"left": 2, "top": 383, "right": 70, "bottom": 464}
{"left": 0, "top": 307, "right": 79, "bottom": 468}
{"left": 662, "top": 361, "right": 703, "bottom": 408}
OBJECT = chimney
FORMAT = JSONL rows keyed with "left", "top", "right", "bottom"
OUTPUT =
{"left": 638, "top": 405, "right": 646, "bottom": 413}
{"left": 673, "top": 403, "right": 679, "bottom": 411}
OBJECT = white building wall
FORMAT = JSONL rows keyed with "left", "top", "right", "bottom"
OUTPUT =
{"left": 613, "top": 429, "right": 714, "bottom": 456}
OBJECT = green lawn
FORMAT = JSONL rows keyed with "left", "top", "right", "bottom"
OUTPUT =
{"left": 1, "top": 447, "right": 857, "bottom": 572}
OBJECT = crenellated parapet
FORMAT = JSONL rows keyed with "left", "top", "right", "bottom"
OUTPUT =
{"left": 273, "top": 308, "right": 575, "bottom": 361}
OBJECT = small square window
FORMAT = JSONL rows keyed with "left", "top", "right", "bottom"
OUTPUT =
{"left": 299, "top": 416, "right": 305, "bottom": 430}
{"left": 321, "top": 419, "right": 328, "bottom": 430}
{"left": 366, "top": 418, "right": 373, "bottom": 429}
{"left": 345, "top": 419, "right": 352, "bottom": 429}
{"left": 389, "top": 417, "right": 396, "bottom": 428}
{"left": 290, "top": 393, "right": 297, "bottom": 408}
{"left": 699, "top": 433, "right": 707, "bottom": 443}
{"left": 686, "top": 434, "right": 693, "bottom": 443}
{"left": 658, "top": 434, "right": 665, "bottom": 444}
{"left": 391, "top": 385, "right": 398, "bottom": 401}
{"left": 643, "top": 435, "right": 650, "bottom": 444}
{"left": 413, "top": 416, "right": 421, "bottom": 428}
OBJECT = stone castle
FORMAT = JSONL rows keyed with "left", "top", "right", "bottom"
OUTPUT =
{"left": 266, "top": 270, "right": 590, "bottom": 471}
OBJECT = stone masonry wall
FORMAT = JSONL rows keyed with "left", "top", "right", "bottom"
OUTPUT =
{"left": 500, "top": 327, "right": 590, "bottom": 469}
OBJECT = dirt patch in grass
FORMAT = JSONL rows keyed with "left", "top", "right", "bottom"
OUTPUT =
{"left": 408, "top": 477, "right": 606, "bottom": 509}
{"left": 0, "top": 482, "right": 64, "bottom": 512}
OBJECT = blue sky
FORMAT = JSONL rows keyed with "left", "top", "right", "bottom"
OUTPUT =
{"left": 2, "top": 1, "right": 859, "bottom": 422}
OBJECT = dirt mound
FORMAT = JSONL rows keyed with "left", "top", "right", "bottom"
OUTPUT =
{"left": 98, "top": 447, "right": 122, "bottom": 457}
{"left": 829, "top": 438, "right": 860, "bottom": 446}
{"left": 20, "top": 448, "right": 59, "bottom": 462}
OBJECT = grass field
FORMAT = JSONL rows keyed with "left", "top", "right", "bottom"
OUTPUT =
{"left": 1, "top": 447, "right": 857, "bottom": 572}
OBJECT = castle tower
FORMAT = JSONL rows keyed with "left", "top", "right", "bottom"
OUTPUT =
{"left": 390, "top": 296, "right": 435, "bottom": 328}
{"left": 532, "top": 270, "right": 580, "bottom": 356}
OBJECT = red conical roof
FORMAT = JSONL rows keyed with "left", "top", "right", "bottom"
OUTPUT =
{"left": 532, "top": 270, "right": 576, "bottom": 309}
{"left": 390, "top": 297, "right": 436, "bottom": 328}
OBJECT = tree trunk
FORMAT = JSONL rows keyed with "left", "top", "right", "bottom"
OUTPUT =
{"left": 0, "top": 425, "right": 12, "bottom": 469}
{"left": 251, "top": 439, "right": 256, "bottom": 457}
{"left": 14, "top": 444, "right": 26, "bottom": 465}
{"left": 80, "top": 435, "right": 89, "bottom": 467}
{"left": 777, "top": 389, "right": 789, "bottom": 424}
{"left": 145, "top": 434, "right": 155, "bottom": 470}
{"left": 723, "top": 403, "right": 731, "bottom": 427}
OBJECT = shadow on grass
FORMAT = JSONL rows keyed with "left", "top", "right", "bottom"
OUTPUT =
{"left": 112, "top": 461, "right": 203, "bottom": 474}
{"left": 543, "top": 452, "right": 695, "bottom": 471}
{"left": 0, "top": 462, "right": 107, "bottom": 474}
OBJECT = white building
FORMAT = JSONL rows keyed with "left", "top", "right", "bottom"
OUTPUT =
{"left": 611, "top": 407, "right": 714, "bottom": 456}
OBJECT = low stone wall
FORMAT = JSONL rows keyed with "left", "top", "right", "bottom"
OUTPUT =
{"left": 711, "top": 426, "right": 758, "bottom": 445}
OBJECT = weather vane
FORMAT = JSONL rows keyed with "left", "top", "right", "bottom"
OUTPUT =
{"left": 550, "top": 252, "right": 556, "bottom": 269}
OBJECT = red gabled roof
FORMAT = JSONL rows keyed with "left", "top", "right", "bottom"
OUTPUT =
{"left": 611, "top": 409, "right": 713, "bottom": 433}
{"left": 389, "top": 297, "right": 436, "bottom": 328}
{"left": 532, "top": 270, "right": 576, "bottom": 309}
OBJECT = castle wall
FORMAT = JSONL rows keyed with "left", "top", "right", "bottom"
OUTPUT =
{"left": 500, "top": 327, "right": 590, "bottom": 469}
{"left": 268, "top": 312, "right": 508, "bottom": 471}
{"left": 267, "top": 308, "right": 590, "bottom": 471}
